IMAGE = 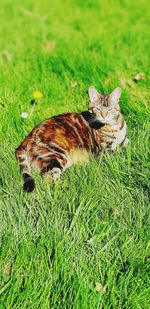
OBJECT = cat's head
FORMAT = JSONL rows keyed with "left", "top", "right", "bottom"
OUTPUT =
{"left": 88, "top": 86, "right": 122, "bottom": 125}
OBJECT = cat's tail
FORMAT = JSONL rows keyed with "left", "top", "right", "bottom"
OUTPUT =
{"left": 15, "top": 146, "right": 35, "bottom": 192}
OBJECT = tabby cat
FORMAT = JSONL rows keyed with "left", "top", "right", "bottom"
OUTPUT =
{"left": 16, "top": 86, "right": 129, "bottom": 192}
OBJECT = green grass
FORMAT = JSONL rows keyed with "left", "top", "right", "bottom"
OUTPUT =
{"left": 0, "top": 0, "right": 150, "bottom": 308}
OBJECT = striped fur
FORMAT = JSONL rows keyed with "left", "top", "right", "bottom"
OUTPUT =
{"left": 16, "top": 86, "right": 129, "bottom": 192}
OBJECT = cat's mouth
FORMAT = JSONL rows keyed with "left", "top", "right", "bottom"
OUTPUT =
{"left": 87, "top": 113, "right": 113, "bottom": 128}
{"left": 98, "top": 119, "right": 107, "bottom": 124}
{"left": 95, "top": 117, "right": 115, "bottom": 125}
{"left": 95, "top": 117, "right": 109, "bottom": 124}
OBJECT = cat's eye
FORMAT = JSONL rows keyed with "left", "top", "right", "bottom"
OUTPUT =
{"left": 91, "top": 106, "right": 101, "bottom": 112}
{"left": 95, "top": 107, "right": 101, "bottom": 111}
{"left": 107, "top": 108, "right": 112, "bottom": 112}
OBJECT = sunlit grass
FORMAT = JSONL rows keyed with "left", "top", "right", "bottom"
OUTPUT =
{"left": 0, "top": 0, "right": 150, "bottom": 308}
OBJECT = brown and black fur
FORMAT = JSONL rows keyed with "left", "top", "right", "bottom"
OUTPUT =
{"left": 16, "top": 86, "right": 129, "bottom": 192}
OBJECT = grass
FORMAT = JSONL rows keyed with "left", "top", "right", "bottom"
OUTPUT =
{"left": 0, "top": 0, "right": 150, "bottom": 308}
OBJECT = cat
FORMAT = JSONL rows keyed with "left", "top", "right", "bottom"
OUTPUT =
{"left": 16, "top": 86, "right": 129, "bottom": 192}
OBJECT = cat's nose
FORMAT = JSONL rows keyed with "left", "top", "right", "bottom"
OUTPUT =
{"left": 101, "top": 111, "right": 108, "bottom": 118}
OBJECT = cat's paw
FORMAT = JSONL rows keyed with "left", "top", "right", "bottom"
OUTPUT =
{"left": 45, "top": 167, "right": 62, "bottom": 182}
{"left": 109, "top": 142, "right": 117, "bottom": 151}
{"left": 122, "top": 137, "right": 130, "bottom": 147}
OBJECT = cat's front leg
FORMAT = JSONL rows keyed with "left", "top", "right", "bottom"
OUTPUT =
{"left": 121, "top": 137, "right": 130, "bottom": 147}
{"left": 122, "top": 137, "right": 130, "bottom": 147}
{"left": 111, "top": 137, "right": 129, "bottom": 151}
{"left": 109, "top": 141, "right": 117, "bottom": 151}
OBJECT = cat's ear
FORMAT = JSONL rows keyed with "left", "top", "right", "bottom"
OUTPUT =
{"left": 88, "top": 86, "right": 99, "bottom": 106}
{"left": 109, "top": 87, "right": 122, "bottom": 105}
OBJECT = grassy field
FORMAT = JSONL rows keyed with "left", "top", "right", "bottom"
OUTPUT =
{"left": 0, "top": 0, "right": 150, "bottom": 308}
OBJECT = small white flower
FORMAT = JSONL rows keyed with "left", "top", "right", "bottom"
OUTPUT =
{"left": 133, "top": 72, "right": 145, "bottom": 82}
{"left": 21, "top": 112, "right": 28, "bottom": 119}
{"left": 95, "top": 282, "right": 104, "bottom": 293}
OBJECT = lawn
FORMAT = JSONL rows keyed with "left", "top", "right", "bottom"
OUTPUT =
{"left": 0, "top": 0, "right": 150, "bottom": 308}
